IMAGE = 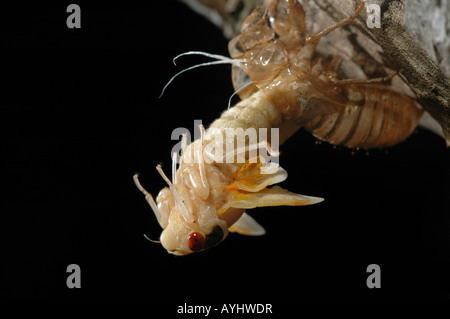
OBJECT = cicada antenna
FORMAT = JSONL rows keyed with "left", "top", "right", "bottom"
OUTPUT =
{"left": 143, "top": 233, "right": 160, "bottom": 244}
{"left": 159, "top": 51, "right": 244, "bottom": 98}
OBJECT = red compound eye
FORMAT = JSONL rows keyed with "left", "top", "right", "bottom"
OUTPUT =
{"left": 188, "top": 231, "right": 205, "bottom": 252}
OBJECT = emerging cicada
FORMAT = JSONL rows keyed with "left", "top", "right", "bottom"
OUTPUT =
{"left": 135, "top": 0, "right": 424, "bottom": 255}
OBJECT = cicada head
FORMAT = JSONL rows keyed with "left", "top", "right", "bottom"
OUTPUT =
{"left": 134, "top": 126, "right": 323, "bottom": 256}
{"left": 140, "top": 157, "right": 230, "bottom": 256}
{"left": 155, "top": 185, "right": 229, "bottom": 255}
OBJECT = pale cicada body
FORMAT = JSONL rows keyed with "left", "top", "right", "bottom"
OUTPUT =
{"left": 135, "top": 0, "right": 425, "bottom": 255}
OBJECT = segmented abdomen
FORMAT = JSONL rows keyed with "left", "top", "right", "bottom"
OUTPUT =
{"left": 303, "top": 85, "right": 424, "bottom": 149}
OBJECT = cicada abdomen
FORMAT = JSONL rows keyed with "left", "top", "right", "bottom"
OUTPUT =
{"left": 302, "top": 84, "right": 424, "bottom": 149}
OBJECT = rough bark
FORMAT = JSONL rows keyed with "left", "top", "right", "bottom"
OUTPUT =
{"left": 181, "top": 0, "right": 450, "bottom": 144}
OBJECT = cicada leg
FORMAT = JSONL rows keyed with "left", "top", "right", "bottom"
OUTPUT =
{"left": 307, "top": 2, "right": 366, "bottom": 45}
{"left": 133, "top": 174, "right": 166, "bottom": 227}
{"left": 311, "top": 54, "right": 344, "bottom": 82}
{"left": 330, "top": 71, "right": 399, "bottom": 86}
{"left": 297, "top": 2, "right": 366, "bottom": 70}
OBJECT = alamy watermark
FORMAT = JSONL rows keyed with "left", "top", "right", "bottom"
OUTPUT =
{"left": 366, "top": 4, "right": 381, "bottom": 29}
{"left": 170, "top": 120, "right": 280, "bottom": 172}
{"left": 64, "top": 3, "right": 380, "bottom": 29}
{"left": 66, "top": 264, "right": 81, "bottom": 288}
{"left": 66, "top": 4, "right": 81, "bottom": 29}
{"left": 366, "top": 263, "right": 381, "bottom": 288}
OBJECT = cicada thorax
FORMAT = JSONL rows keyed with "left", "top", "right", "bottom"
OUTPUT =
{"left": 228, "top": 0, "right": 340, "bottom": 122}
{"left": 228, "top": 9, "right": 273, "bottom": 99}
{"left": 228, "top": 0, "right": 307, "bottom": 100}
{"left": 266, "top": 0, "right": 306, "bottom": 50}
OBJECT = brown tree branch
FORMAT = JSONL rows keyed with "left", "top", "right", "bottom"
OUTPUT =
{"left": 370, "top": 0, "right": 450, "bottom": 142}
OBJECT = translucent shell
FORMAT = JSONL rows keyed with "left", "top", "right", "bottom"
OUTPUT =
{"left": 228, "top": 0, "right": 424, "bottom": 149}
{"left": 267, "top": 0, "right": 306, "bottom": 49}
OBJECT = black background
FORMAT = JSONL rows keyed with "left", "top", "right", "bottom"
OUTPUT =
{"left": 1, "top": 1, "right": 449, "bottom": 301}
